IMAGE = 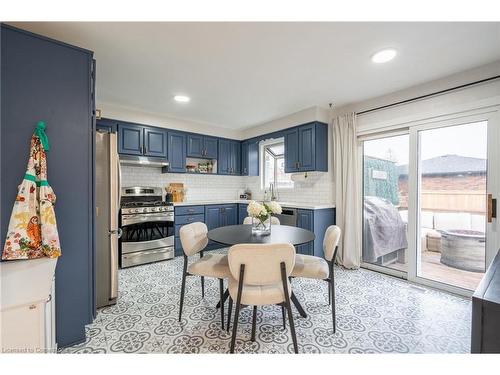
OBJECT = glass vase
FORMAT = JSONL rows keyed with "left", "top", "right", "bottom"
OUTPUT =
{"left": 251, "top": 216, "right": 271, "bottom": 235}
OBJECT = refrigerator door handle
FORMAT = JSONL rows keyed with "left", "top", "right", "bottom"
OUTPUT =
{"left": 109, "top": 228, "right": 122, "bottom": 238}
{"left": 109, "top": 132, "right": 119, "bottom": 300}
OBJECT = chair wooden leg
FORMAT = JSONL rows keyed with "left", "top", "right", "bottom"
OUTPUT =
{"left": 230, "top": 264, "right": 245, "bottom": 354}
{"left": 219, "top": 278, "right": 225, "bottom": 328}
{"left": 178, "top": 255, "right": 188, "bottom": 322}
{"left": 251, "top": 305, "right": 257, "bottom": 341}
{"left": 281, "top": 304, "right": 286, "bottom": 330}
{"left": 281, "top": 262, "right": 298, "bottom": 354}
{"left": 227, "top": 296, "right": 233, "bottom": 332}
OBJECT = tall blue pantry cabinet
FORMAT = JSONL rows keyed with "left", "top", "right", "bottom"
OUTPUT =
{"left": 1, "top": 24, "right": 95, "bottom": 347}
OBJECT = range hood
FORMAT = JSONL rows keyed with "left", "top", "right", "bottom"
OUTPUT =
{"left": 119, "top": 155, "right": 169, "bottom": 168}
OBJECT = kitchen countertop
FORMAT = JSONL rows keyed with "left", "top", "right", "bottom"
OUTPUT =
{"left": 172, "top": 200, "right": 335, "bottom": 210}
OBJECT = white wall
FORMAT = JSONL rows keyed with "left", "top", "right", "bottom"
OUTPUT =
{"left": 334, "top": 61, "right": 500, "bottom": 133}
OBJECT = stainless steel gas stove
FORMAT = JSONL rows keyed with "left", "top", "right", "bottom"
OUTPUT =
{"left": 119, "top": 187, "right": 174, "bottom": 268}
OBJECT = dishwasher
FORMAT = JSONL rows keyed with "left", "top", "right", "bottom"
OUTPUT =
{"left": 275, "top": 207, "right": 298, "bottom": 226}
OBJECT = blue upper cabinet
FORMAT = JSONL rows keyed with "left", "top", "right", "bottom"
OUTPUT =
{"left": 241, "top": 140, "right": 259, "bottom": 176}
{"left": 167, "top": 131, "right": 187, "bottom": 172}
{"left": 204, "top": 136, "right": 218, "bottom": 159}
{"left": 144, "top": 127, "right": 167, "bottom": 157}
{"left": 241, "top": 141, "right": 248, "bottom": 175}
{"left": 218, "top": 139, "right": 230, "bottom": 174}
{"left": 118, "top": 123, "right": 144, "bottom": 155}
{"left": 187, "top": 134, "right": 218, "bottom": 159}
{"left": 298, "top": 123, "right": 315, "bottom": 171}
{"left": 219, "top": 139, "right": 240, "bottom": 175}
{"left": 231, "top": 141, "right": 241, "bottom": 175}
{"left": 187, "top": 134, "right": 204, "bottom": 157}
{"left": 247, "top": 141, "right": 259, "bottom": 176}
{"left": 284, "top": 128, "right": 300, "bottom": 173}
{"left": 117, "top": 122, "right": 167, "bottom": 158}
{"left": 284, "top": 122, "right": 328, "bottom": 173}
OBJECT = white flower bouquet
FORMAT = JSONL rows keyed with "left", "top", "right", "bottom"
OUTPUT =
{"left": 247, "top": 200, "right": 282, "bottom": 235}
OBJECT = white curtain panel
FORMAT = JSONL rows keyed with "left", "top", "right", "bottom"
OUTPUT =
{"left": 332, "top": 112, "right": 361, "bottom": 269}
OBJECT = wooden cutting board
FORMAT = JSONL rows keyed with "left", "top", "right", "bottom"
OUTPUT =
{"left": 166, "top": 183, "right": 185, "bottom": 202}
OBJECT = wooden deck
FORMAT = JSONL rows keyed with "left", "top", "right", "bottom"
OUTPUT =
{"left": 388, "top": 251, "right": 484, "bottom": 291}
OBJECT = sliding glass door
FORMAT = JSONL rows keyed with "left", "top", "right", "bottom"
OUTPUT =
{"left": 362, "top": 133, "right": 409, "bottom": 275}
{"left": 415, "top": 121, "right": 487, "bottom": 290}
{"left": 361, "top": 108, "right": 500, "bottom": 295}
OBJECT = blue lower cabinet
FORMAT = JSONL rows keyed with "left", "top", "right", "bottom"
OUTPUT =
{"left": 175, "top": 213, "right": 205, "bottom": 226}
{"left": 175, "top": 205, "right": 204, "bottom": 216}
{"left": 296, "top": 208, "right": 336, "bottom": 258}
{"left": 205, "top": 204, "right": 237, "bottom": 249}
{"left": 205, "top": 205, "right": 221, "bottom": 230}
{"left": 238, "top": 204, "right": 249, "bottom": 224}
{"left": 297, "top": 209, "right": 314, "bottom": 255}
{"left": 222, "top": 204, "right": 237, "bottom": 226}
{"left": 174, "top": 237, "right": 183, "bottom": 257}
{"left": 174, "top": 205, "right": 206, "bottom": 256}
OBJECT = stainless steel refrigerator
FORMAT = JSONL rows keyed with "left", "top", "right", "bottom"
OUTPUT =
{"left": 95, "top": 130, "right": 120, "bottom": 308}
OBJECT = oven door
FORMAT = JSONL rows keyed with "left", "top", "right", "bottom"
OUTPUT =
{"left": 120, "top": 216, "right": 174, "bottom": 266}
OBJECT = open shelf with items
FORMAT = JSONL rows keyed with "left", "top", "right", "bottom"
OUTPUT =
{"left": 185, "top": 157, "right": 218, "bottom": 174}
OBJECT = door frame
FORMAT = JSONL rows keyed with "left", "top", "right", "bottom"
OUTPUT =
{"left": 358, "top": 105, "right": 500, "bottom": 297}
{"left": 407, "top": 106, "right": 500, "bottom": 296}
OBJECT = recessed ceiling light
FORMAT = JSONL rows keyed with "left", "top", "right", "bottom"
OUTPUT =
{"left": 174, "top": 95, "right": 190, "bottom": 103}
{"left": 371, "top": 49, "right": 397, "bottom": 64}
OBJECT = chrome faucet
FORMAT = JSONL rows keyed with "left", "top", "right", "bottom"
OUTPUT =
{"left": 269, "top": 183, "right": 278, "bottom": 201}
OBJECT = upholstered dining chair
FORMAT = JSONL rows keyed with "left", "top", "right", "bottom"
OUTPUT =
{"left": 291, "top": 225, "right": 341, "bottom": 333}
{"left": 243, "top": 216, "right": 281, "bottom": 225}
{"left": 178, "top": 222, "right": 230, "bottom": 328}
{"left": 226, "top": 243, "right": 298, "bottom": 353}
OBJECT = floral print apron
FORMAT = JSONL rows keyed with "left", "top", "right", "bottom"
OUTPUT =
{"left": 2, "top": 121, "right": 61, "bottom": 260}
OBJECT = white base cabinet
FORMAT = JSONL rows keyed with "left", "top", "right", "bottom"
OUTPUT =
{"left": 0, "top": 258, "right": 57, "bottom": 353}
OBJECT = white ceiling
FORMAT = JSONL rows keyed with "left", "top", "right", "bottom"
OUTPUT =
{"left": 11, "top": 22, "right": 500, "bottom": 129}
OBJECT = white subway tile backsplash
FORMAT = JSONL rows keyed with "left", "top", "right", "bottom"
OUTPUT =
{"left": 121, "top": 166, "right": 334, "bottom": 205}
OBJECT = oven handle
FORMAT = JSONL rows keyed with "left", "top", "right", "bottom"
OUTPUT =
{"left": 121, "top": 215, "right": 174, "bottom": 226}
{"left": 122, "top": 247, "right": 173, "bottom": 258}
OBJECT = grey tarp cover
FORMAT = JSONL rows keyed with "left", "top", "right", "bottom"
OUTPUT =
{"left": 363, "top": 196, "right": 408, "bottom": 262}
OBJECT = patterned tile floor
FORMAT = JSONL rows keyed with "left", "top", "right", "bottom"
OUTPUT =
{"left": 60, "top": 249, "right": 472, "bottom": 354}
